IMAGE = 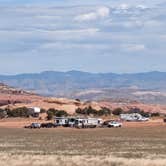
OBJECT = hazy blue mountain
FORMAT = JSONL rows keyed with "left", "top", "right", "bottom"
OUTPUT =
{"left": 0, "top": 70, "right": 166, "bottom": 103}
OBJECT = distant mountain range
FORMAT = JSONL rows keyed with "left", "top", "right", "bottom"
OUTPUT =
{"left": 0, "top": 71, "right": 166, "bottom": 104}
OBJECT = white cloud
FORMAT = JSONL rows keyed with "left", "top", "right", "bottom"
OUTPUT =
{"left": 136, "top": 4, "right": 148, "bottom": 9}
{"left": 74, "top": 6, "right": 110, "bottom": 22}
{"left": 97, "top": 6, "right": 110, "bottom": 17}
{"left": 0, "top": 3, "right": 166, "bottom": 74}
{"left": 122, "top": 44, "right": 145, "bottom": 52}
{"left": 118, "top": 3, "right": 130, "bottom": 10}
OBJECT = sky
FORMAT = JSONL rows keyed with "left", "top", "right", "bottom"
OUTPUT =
{"left": 0, "top": 0, "right": 166, "bottom": 74}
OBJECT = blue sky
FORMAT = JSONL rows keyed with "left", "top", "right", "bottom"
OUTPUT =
{"left": 0, "top": 0, "right": 166, "bottom": 74}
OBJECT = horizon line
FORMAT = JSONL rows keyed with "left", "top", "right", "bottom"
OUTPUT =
{"left": 0, "top": 70, "right": 165, "bottom": 76}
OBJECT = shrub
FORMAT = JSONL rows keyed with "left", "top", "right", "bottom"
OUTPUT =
{"left": 40, "top": 108, "right": 46, "bottom": 113}
{"left": 76, "top": 106, "right": 98, "bottom": 116}
{"left": 7, "top": 107, "right": 29, "bottom": 118}
{"left": 55, "top": 110, "right": 68, "bottom": 117}
{"left": 86, "top": 106, "right": 98, "bottom": 115}
{"left": 47, "top": 108, "right": 68, "bottom": 120}
{"left": 98, "top": 107, "right": 111, "bottom": 116}
{"left": 47, "top": 111, "right": 54, "bottom": 120}
{"left": 151, "top": 112, "right": 160, "bottom": 117}
{"left": 112, "top": 108, "right": 123, "bottom": 115}
{"left": 76, "top": 107, "right": 111, "bottom": 116}
{"left": 76, "top": 108, "right": 85, "bottom": 114}
{"left": 75, "top": 99, "right": 80, "bottom": 102}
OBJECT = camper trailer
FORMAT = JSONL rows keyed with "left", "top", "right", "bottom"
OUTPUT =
{"left": 54, "top": 117, "right": 103, "bottom": 128}
{"left": 54, "top": 117, "right": 69, "bottom": 126}
{"left": 75, "top": 118, "right": 102, "bottom": 128}
{"left": 120, "top": 113, "right": 149, "bottom": 122}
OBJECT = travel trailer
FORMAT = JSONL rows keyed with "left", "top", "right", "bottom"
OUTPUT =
{"left": 74, "top": 118, "right": 103, "bottom": 128}
{"left": 54, "top": 117, "right": 103, "bottom": 128}
{"left": 54, "top": 117, "right": 69, "bottom": 126}
{"left": 120, "top": 113, "right": 149, "bottom": 122}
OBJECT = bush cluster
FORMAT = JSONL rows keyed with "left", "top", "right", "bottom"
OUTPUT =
{"left": 76, "top": 106, "right": 111, "bottom": 116}
{"left": 151, "top": 112, "right": 160, "bottom": 117}
{"left": 47, "top": 108, "right": 68, "bottom": 120}
{"left": 112, "top": 108, "right": 123, "bottom": 115}
{"left": 0, "top": 105, "right": 161, "bottom": 120}
{"left": 0, "top": 107, "right": 69, "bottom": 120}
{"left": 7, "top": 107, "right": 30, "bottom": 117}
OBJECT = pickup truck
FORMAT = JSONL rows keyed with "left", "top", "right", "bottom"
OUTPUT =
{"left": 107, "top": 121, "right": 122, "bottom": 128}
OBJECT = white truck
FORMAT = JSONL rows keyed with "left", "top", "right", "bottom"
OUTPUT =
{"left": 107, "top": 121, "right": 122, "bottom": 128}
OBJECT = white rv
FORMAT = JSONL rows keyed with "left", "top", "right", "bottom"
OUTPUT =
{"left": 54, "top": 117, "right": 103, "bottom": 128}
{"left": 120, "top": 113, "right": 149, "bottom": 122}
{"left": 75, "top": 118, "right": 103, "bottom": 128}
{"left": 54, "top": 117, "right": 69, "bottom": 126}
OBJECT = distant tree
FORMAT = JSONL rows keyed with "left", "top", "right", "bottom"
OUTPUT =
{"left": 7, "top": 107, "right": 29, "bottom": 117}
{"left": 112, "top": 108, "right": 123, "bottom": 115}
{"left": 98, "top": 107, "right": 111, "bottom": 116}
{"left": 76, "top": 108, "right": 85, "bottom": 114}
{"left": 47, "top": 108, "right": 68, "bottom": 120}
{"left": 86, "top": 106, "right": 98, "bottom": 115}
{"left": 40, "top": 108, "right": 46, "bottom": 113}
{"left": 55, "top": 110, "right": 68, "bottom": 117}
{"left": 47, "top": 108, "right": 57, "bottom": 113}
{"left": 75, "top": 99, "right": 80, "bottom": 102}
{"left": 151, "top": 112, "right": 160, "bottom": 117}
{"left": 76, "top": 106, "right": 111, "bottom": 116}
{"left": 47, "top": 111, "right": 54, "bottom": 120}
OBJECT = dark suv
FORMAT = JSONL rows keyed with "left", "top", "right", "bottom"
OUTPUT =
{"left": 41, "top": 123, "right": 56, "bottom": 128}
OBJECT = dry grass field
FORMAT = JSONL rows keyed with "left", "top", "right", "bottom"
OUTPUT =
{"left": 0, "top": 126, "right": 166, "bottom": 166}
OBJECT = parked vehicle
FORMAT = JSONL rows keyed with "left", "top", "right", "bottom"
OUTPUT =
{"left": 75, "top": 118, "right": 102, "bottom": 128}
{"left": 54, "top": 117, "right": 103, "bottom": 128}
{"left": 107, "top": 121, "right": 122, "bottom": 128}
{"left": 41, "top": 122, "right": 56, "bottom": 128}
{"left": 24, "top": 123, "right": 41, "bottom": 129}
{"left": 54, "top": 117, "right": 69, "bottom": 127}
{"left": 120, "top": 113, "right": 149, "bottom": 122}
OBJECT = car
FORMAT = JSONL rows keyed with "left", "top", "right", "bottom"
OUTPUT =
{"left": 107, "top": 121, "right": 122, "bottom": 128}
{"left": 24, "top": 123, "right": 41, "bottom": 129}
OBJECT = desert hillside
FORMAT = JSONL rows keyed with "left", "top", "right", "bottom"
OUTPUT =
{"left": 0, "top": 83, "right": 166, "bottom": 115}
{"left": 1, "top": 71, "right": 166, "bottom": 104}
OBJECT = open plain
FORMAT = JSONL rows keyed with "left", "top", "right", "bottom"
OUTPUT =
{"left": 0, "top": 124, "right": 166, "bottom": 166}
